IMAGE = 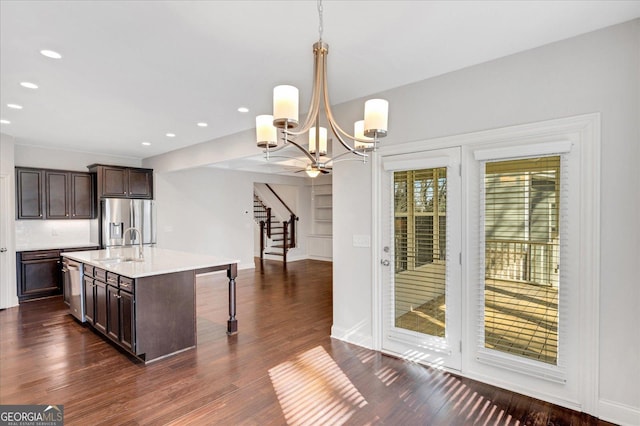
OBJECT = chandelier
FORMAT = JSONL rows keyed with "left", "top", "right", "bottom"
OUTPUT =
{"left": 255, "top": 0, "right": 389, "bottom": 178}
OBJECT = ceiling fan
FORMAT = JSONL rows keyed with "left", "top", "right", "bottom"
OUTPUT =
{"left": 298, "top": 163, "right": 332, "bottom": 178}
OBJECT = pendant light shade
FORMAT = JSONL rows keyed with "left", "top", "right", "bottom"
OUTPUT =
{"left": 256, "top": 115, "right": 277, "bottom": 148}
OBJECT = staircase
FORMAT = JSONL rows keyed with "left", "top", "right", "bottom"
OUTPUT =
{"left": 253, "top": 190, "right": 297, "bottom": 265}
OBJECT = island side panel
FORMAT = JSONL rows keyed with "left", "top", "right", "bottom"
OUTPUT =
{"left": 135, "top": 270, "right": 196, "bottom": 362}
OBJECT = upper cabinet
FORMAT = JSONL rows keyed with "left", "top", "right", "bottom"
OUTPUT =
{"left": 88, "top": 165, "right": 153, "bottom": 199}
{"left": 45, "top": 170, "right": 70, "bottom": 218}
{"left": 16, "top": 168, "right": 44, "bottom": 219}
{"left": 16, "top": 167, "right": 95, "bottom": 220}
{"left": 70, "top": 172, "right": 95, "bottom": 218}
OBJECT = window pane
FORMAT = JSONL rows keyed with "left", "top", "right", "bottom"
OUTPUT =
{"left": 394, "top": 167, "right": 447, "bottom": 338}
{"left": 484, "top": 156, "right": 560, "bottom": 365}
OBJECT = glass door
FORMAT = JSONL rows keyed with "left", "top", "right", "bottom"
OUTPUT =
{"left": 380, "top": 147, "right": 461, "bottom": 370}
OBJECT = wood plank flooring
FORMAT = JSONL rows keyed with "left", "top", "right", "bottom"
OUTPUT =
{"left": 0, "top": 259, "right": 612, "bottom": 425}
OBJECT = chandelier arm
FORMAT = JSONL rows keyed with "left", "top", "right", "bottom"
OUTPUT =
{"left": 327, "top": 118, "right": 367, "bottom": 158}
{"left": 284, "top": 138, "right": 317, "bottom": 163}
{"left": 325, "top": 148, "right": 368, "bottom": 166}
{"left": 320, "top": 54, "right": 378, "bottom": 145}
{"left": 288, "top": 45, "right": 324, "bottom": 137}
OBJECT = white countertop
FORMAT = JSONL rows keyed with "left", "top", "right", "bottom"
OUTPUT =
{"left": 16, "top": 242, "right": 100, "bottom": 252}
{"left": 62, "top": 247, "right": 239, "bottom": 278}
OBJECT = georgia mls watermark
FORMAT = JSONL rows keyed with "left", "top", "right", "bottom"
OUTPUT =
{"left": 0, "top": 405, "right": 63, "bottom": 426}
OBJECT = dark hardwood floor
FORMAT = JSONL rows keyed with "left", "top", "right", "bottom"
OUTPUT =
{"left": 0, "top": 259, "right": 613, "bottom": 425}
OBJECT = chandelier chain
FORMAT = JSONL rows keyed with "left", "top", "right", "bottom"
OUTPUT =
{"left": 317, "top": 0, "right": 324, "bottom": 41}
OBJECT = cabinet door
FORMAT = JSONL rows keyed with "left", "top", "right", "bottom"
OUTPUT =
{"left": 120, "top": 290, "right": 135, "bottom": 352}
{"left": 107, "top": 285, "right": 120, "bottom": 341}
{"left": 84, "top": 277, "right": 95, "bottom": 323}
{"left": 16, "top": 168, "right": 43, "bottom": 219}
{"left": 127, "top": 169, "right": 153, "bottom": 199}
{"left": 45, "top": 171, "right": 70, "bottom": 219}
{"left": 94, "top": 280, "right": 107, "bottom": 334}
{"left": 101, "top": 167, "right": 128, "bottom": 197}
{"left": 70, "top": 173, "right": 94, "bottom": 218}
{"left": 17, "top": 252, "right": 61, "bottom": 301}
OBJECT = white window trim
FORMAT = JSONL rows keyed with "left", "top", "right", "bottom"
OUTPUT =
{"left": 373, "top": 112, "right": 600, "bottom": 415}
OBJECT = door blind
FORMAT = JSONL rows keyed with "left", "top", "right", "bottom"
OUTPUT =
{"left": 393, "top": 168, "right": 447, "bottom": 338}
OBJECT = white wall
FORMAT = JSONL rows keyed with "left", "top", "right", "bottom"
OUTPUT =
{"left": 14, "top": 144, "right": 141, "bottom": 170}
{"left": 154, "top": 166, "right": 311, "bottom": 270}
{"left": 330, "top": 19, "right": 639, "bottom": 423}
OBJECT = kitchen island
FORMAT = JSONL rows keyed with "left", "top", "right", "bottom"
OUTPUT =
{"left": 62, "top": 247, "right": 238, "bottom": 363}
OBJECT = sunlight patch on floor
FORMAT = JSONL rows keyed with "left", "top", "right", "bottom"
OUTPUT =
{"left": 268, "top": 346, "right": 367, "bottom": 425}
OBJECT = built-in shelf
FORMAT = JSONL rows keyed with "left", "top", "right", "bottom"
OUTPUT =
{"left": 311, "top": 183, "right": 332, "bottom": 261}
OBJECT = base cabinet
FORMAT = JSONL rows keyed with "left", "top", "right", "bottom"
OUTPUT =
{"left": 85, "top": 266, "right": 136, "bottom": 355}
{"left": 16, "top": 250, "right": 61, "bottom": 302}
{"left": 79, "top": 264, "right": 194, "bottom": 362}
{"left": 93, "top": 279, "right": 108, "bottom": 334}
{"left": 84, "top": 277, "right": 95, "bottom": 323}
{"left": 106, "top": 284, "right": 135, "bottom": 351}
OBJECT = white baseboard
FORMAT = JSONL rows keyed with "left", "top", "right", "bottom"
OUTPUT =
{"left": 331, "top": 325, "right": 373, "bottom": 349}
{"left": 599, "top": 399, "right": 640, "bottom": 426}
{"left": 308, "top": 254, "right": 333, "bottom": 261}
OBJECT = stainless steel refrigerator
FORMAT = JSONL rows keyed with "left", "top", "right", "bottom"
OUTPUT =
{"left": 100, "top": 198, "right": 156, "bottom": 248}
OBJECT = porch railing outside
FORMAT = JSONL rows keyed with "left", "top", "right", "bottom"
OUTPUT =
{"left": 485, "top": 239, "right": 557, "bottom": 286}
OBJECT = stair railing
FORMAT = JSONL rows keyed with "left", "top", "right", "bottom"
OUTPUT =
{"left": 265, "top": 184, "right": 298, "bottom": 249}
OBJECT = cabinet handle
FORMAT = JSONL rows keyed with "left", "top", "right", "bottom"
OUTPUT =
{"left": 30, "top": 253, "right": 55, "bottom": 258}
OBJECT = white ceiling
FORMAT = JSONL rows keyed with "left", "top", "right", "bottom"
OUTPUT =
{"left": 1, "top": 1, "right": 639, "bottom": 164}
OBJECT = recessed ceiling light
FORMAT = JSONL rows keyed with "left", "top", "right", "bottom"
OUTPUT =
{"left": 0, "top": 119, "right": 10, "bottom": 124}
{"left": 7, "top": 104, "right": 23, "bottom": 109}
{"left": 20, "top": 82, "right": 38, "bottom": 89}
{"left": 40, "top": 49, "right": 62, "bottom": 59}
{"left": 141, "top": 142, "right": 151, "bottom": 146}
{"left": 237, "top": 107, "right": 249, "bottom": 113}
{"left": 197, "top": 122, "right": 208, "bottom": 127}
{"left": 166, "top": 133, "right": 176, "bottom": 138}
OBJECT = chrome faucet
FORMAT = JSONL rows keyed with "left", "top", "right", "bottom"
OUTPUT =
{"left": 123, "top": 227, "right": 144, "bottom": 260}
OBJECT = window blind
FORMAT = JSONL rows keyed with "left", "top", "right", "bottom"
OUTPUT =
{"left": 481, "top": 156, "right": 562, "bottom": 366}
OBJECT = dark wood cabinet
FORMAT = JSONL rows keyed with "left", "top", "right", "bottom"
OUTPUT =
{"left": 16, "top": 250, "right": 61, "bottom": 302}
{"left": 107, "top": 285, "right": 120, "bottom": 341}
{"left": 16, "top": 167, "right": 95, "bottom": 220}
{"left": 89, "top": 164, "right": 153, "bottom": 199}
{"left": 45, "top": 170, "right": 70, "bottom": 218}
{"left": 70, "top": 173, "right": 95, "bottom": 218}
{"left": 119, "top": 290, "right": 135, "bottom": 351}
{"left": 84, "top": 276, "right": 95, "bottom": 324}
{"left": 85, "top": 266, "right": 136, "bottom": 354}
{"left": 16, "top": 168, "right": 44, "bottom": 219}
{"left": 94, "top": 279, "right": 108, "bottom": 334}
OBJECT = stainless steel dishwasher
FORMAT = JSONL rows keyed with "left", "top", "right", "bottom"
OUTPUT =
{"left": 62, "top": 258, "right": 84, "bottom": 322}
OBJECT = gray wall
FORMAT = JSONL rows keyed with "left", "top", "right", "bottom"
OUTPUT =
{"left": 331, "top": 18, "right": 639, "bottom": 418}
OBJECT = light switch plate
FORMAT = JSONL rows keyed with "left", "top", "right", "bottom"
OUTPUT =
{"left": 353, "top": 234, "right": 371, "bottom": 248}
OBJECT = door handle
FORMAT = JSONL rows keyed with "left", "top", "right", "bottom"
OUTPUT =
{"left": 0, "top": 248, "right": 7, "bottom": 253}
{"left": 381, "top": 259, "right": 390, "bottom": 266}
